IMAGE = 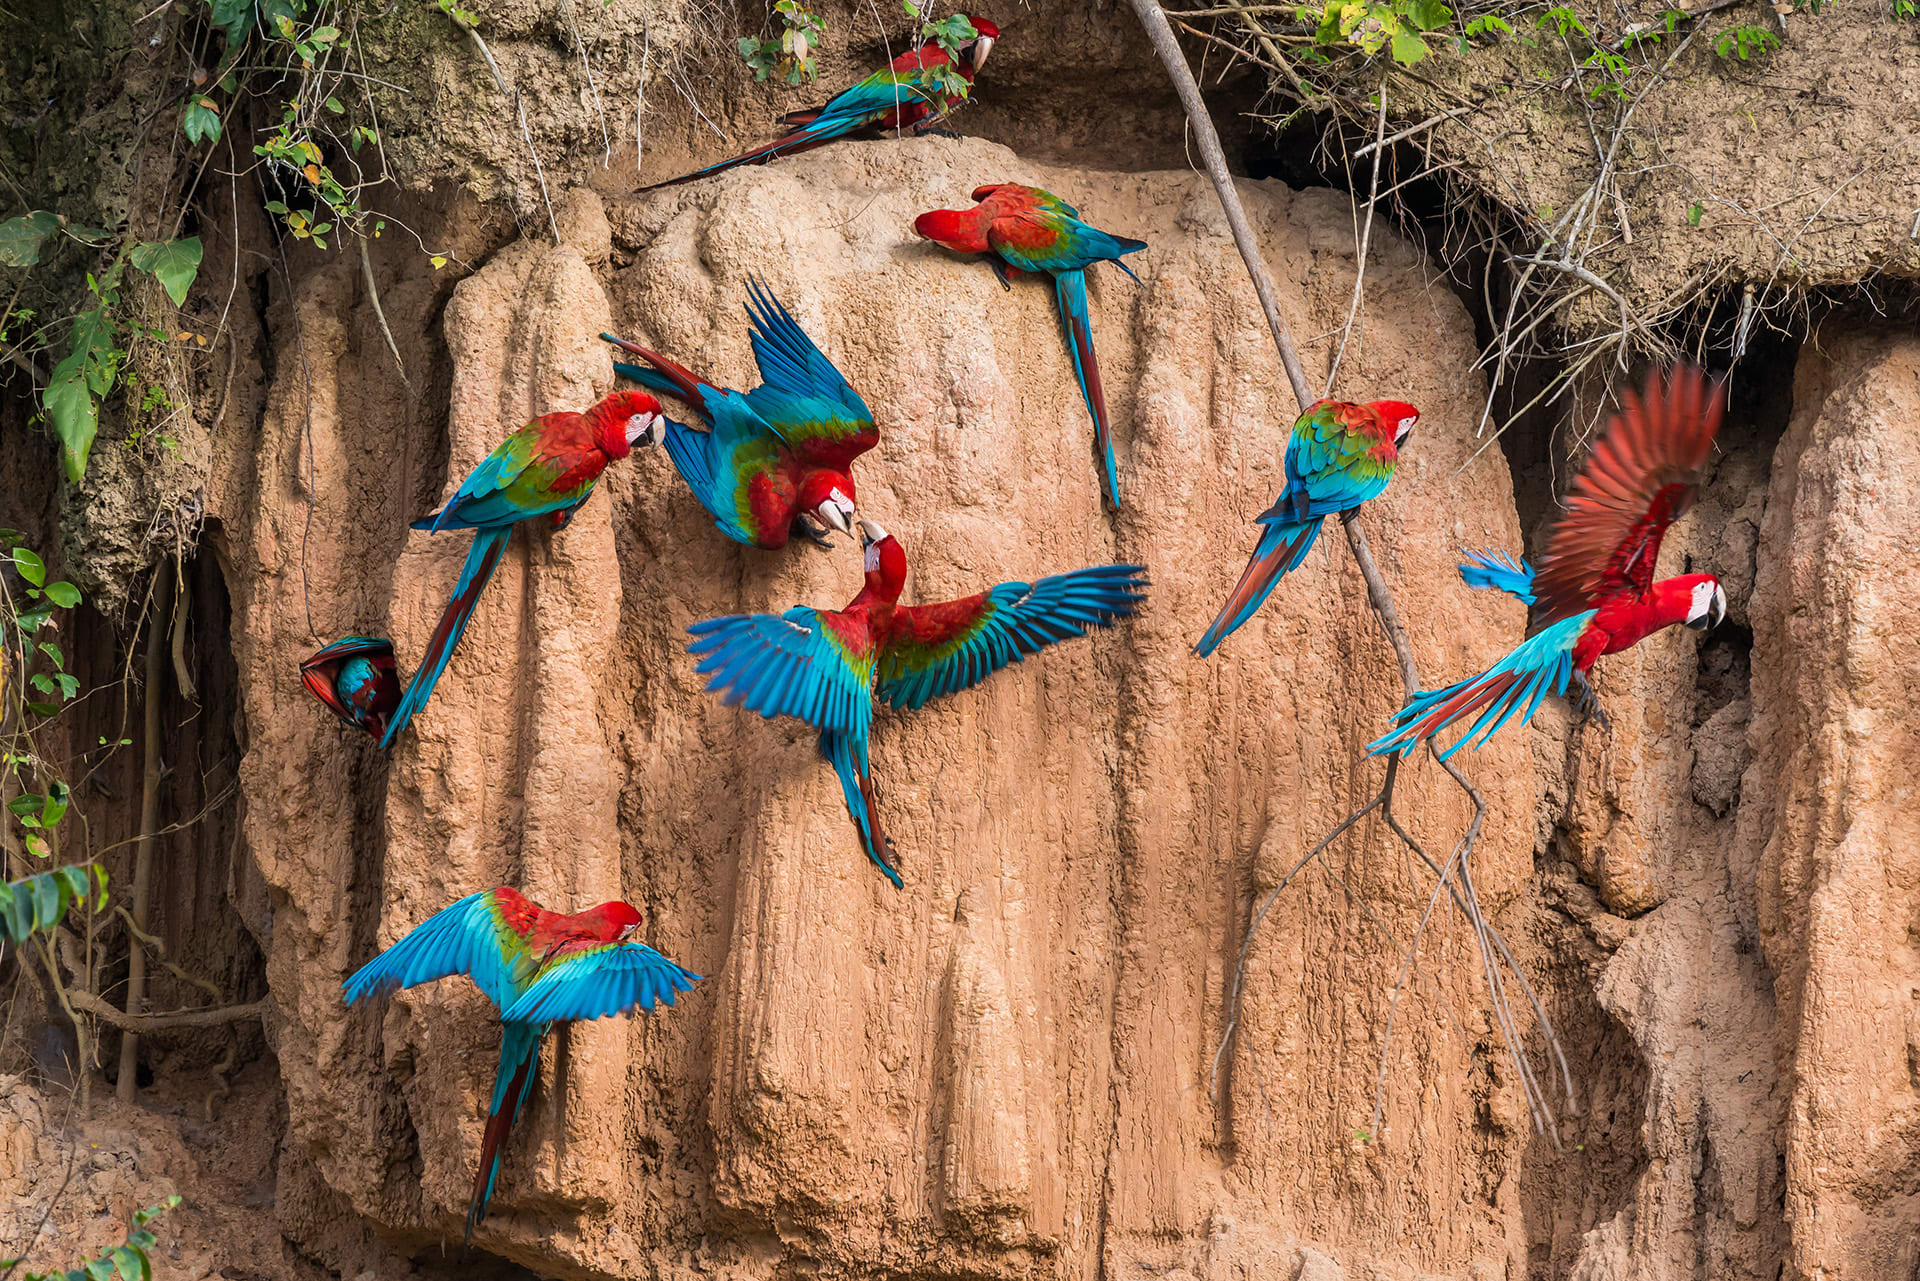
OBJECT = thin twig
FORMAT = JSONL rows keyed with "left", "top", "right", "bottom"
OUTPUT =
{"left": 72, "top": 990, "right": 268, "bottom": 1031}
{"left": 515, "top": 92, "right": 562, "bottom": 245}
{"left": 1124, "top": 0, "right": 1314, "bottom": 409}
{"left": 1354, "top": 105, "right": 1478, "bottom": 159}
{"left": 1326, "top": 85, "right": 1388, "bottom": 395}
{"left": 359, "top": 238, "right": 409, "bottom": 386}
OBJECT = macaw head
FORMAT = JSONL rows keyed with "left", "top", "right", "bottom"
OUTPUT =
{"left": 798, "top": 470, "right": 857, "bottom": 537}
{"left": 960, "top": 16, "right": 999, "bottom": 71}
{"left": 585, "top": 900, "right": 645, "bottom": 943}
{"left": 912, "top": 207, "right": 991, "bottom": 255}
{"left": 1677, "top": 574, "right": 1728, "bottom": 631}
{"left": 858, "top": 518, "right": 909, "bottom": 601}
{"left": 590, "top": 389, "right": 664, "bottom": 458}
{"left": 1371, "top": 399, "right": 1420, "bottom": 444}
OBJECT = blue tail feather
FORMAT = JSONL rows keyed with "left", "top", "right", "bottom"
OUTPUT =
{"left": 612, "top": 360, "right": 681, "bottom": 401}
{"left": 1367, "top": 612, "right": 1592, "bottom": 760}
{"left": 1054, "top": 269, "right": 1121, "bottom": 507}
{"left": 383, "top": 526, "right": 513, "bottom": 748}
{"left": 467, "top": 1021, "right": 545, "bottom": 1249}
{"left": 1193, "top": 519, "right": 1321, "bottom": 658}
{"left": 820, "top": 731, "right": 900, "bottom": 888}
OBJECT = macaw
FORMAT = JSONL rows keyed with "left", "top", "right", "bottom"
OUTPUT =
{"left": 1369, "top": 365, "right": 1728, "bottom": 760}
{"left": 342, "top": 887, "right": 699, "bottom": 1249}
{"left": 602, "top": 278, "right": 877, "bottom": 551}
{"left": 687, "top": 519, "right": 1146, "bottom": 886}
{"left": 1193, "top": 397, "right": 1420, "bottom": 657}
{"left": 300, "top": 635, "right": 403, "bottom": 740}
{"left": 380, "top": 391, "right": 662, "bottom": 748}
{"left": 913, "top": 183, "right": 1147, "bottom": 506}
{"left": 640, "top": 18, "right": 1000, "bottom": 190}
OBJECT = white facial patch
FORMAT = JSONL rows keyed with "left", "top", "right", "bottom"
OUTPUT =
{"left": 1690, "top": 580, "right": 1717, "bottom": 620}
{"left": 864, "top": 541, "right": 882, "bottom": 572}
{"left": 624, "top": 411, "right": 657, "bottom": 445}
{"left": 1396, "top": 414, "right": 1418, "bottom": 442}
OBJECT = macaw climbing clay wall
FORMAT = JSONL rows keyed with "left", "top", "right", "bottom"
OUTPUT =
{"left": 4, "top": 6, "right": 1920, "bottom": 1279}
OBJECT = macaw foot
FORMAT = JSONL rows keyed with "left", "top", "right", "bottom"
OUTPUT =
{"left": 1569, "top": 670, "right": 1611, "bottom": 731}
{"left": 793, "top": 516, "right": 836, "bottom": 550}
{"left": 924, "top": 125, "right": 963, "bottom": 140}
{"left": 988, "top": 258, "right": 1015, "bottom": 292}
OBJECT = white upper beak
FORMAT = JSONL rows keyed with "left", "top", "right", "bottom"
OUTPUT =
{"left": 971, "top": 35, "right": 994, "bottom": 69}
{"left": 858, "top": 518, "right": 889, "bottom": 546}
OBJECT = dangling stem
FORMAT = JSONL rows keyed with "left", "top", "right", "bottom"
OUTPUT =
{"left": 116, "top": 565, "right": 171, "bottom": 1103}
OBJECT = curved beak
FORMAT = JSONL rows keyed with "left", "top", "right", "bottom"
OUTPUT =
{"left": 858, "top": 518, "right": 889, "bottom": 549}
{"left": 970, "top": 34, "right": 995, "bottom": 70}
{"left": 819, "top": 503, "right": 854, "bottom": 536}
{"left": 1686, "top": 584, "right": 1728, "bottom": 631}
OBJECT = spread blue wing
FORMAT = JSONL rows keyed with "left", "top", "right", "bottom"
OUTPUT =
{"left": 876, "top": 564, "right": 1148, "bottom": 710}
{"left": 1459, "top": 549, "right": 1537, "bottom": 605}
{"left": 341, "top": 890, "right": 528, "bottom": 1013}
{"left": 502, "top": 942, "right": 702, "bottom": 1023}
{"left": 687, "top": 606, "right": 875, "bottom": 736}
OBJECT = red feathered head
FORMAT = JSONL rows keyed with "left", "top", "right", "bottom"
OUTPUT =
{"left": 1369, "top": 399, "right": 1420, "bottom": 444}
{"left": 857, "top": 519, "right": 908, "bottom": 601}
{"left": 588, "top": 389, "right": 663, "bottom": 458}
{"left": 961, "top": 16, "right": 999, "bottom": 69}
{"left": 912, "top": 207, "right": 990, "bottom": 255}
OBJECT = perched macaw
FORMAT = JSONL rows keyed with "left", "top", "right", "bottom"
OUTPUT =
{"left": 603, "top": 279, "right": 877, "bottom": 551}
{"left": 301, "top": 635, "right": 403, "bottom": 740}
{"left": 342, "top": 887, "right": 699, "bottom": 1249}
{"left": 381, "top": 391, "right": 662, "bottom": 748}
{"left": 1369, "top": 366, "right": 1727, "bottom": 760}
{"left": 688, "top": 519, "right": 1146, "bottom": 885}
{"left": 1193, "top": 397, "right": 1420, "bottom": 657}
{"left": 641, "top": 18, "right": 1000, "bottom": 190}
{"left": 913, "top": 183, "right": 1147, "bottom": 505}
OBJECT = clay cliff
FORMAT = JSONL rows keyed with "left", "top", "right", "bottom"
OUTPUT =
{"left": 2, "top": 5, "right": 1918, "bottom": 1280}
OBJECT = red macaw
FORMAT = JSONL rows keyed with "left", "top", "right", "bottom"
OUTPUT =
{"left": 688, "top": 519, "right": 1147, "bottom": 885}
{"left": 602, "top": 278, "right": 877, "bottom": 550}
{"left": 914, "top": 183, "right": 1146, "bottom": 505}
{"left": 300, "top": 635, "right": 403, "bottom": 739}
{"left": 1194, "top": 397, "right": 1419, "bottom": 657}
{"left": 342, "top": 887, "right": 699, "bottom": 1250}
{"left": 641, "top": 18, "right": 1000, "bottom": 190}
{"left": 1370, "top": 366, "right": 1727, "bottom": 759}
{"left": 381, "top": 391, "right": 662, "bottom": 747}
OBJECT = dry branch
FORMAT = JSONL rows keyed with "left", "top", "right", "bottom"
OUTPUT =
{"left": 116, "top": 564, "right": 171, "bottom": 1103}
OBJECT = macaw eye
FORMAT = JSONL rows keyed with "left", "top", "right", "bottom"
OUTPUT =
{"left": 1397, "top": 415, "right": 1418, "bottom": 439}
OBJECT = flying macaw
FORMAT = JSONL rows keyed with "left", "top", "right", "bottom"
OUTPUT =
{"left": 1369, "top": 366, "right": 1727, "bottom": 760}
{"left": 602, "top": 278, "right": 877, "bottom": 551}
{"left": 301, "top": 635, "right": 403, "bottom": 740}
{"left": 381, "top": 391, "right": 662, "bottom": 748}
{"left": 913, "top": 183, "right": 1147, "bottom": 506}
{"left": 640, "top": 18, "right": 1000, "bottom": 190}
{"left": 342, "top": 887, "right": 699, "bottom": 1250}
{"left": 1193, "top": 397, "right": 1420, "bottom": 657}
{"left": 688, "top": 519, "right": 1146, "bottom": 886}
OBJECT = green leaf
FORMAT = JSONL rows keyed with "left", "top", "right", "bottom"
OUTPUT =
{"left": 86, "top": 1259, "right": 115, "bottom": 1281}
{"left": 324, "top": 95, "right": 345, "bottom": 113}
{"left": 106, "top": 1245, "right": 149, "bottom": 1281}
{"left": 41, "top": 782, "right": 69, "bottom": 828}
{"left": 0, "top": 211, "right": 62, "bottom": 268}
{"left": 31, "top": 674, "right": 55, "bottom": 696}
{"left": 56, "top": 673, "right": 78, "bottom": 699}
{"left": 71, "top": 307, "right": 118, "bottom": 395}
{"left": 30, "top": 871, "right": 60, "bottom": 931}
{"left": 43, "top": 581, "right": 80, "bottom": 608}
{"left": 44, "top": 354, "right": 100, "bottom": 485}
{"left": 12, "top": 547, "right": 45, "bottom": 587}
{"left": 129, "top": 238, "right": 203, "bottom": 307}
{"left": 209, "top": 0, "right": 255, "bottom": 45}
{"left": 8, "top": 794, "right": 41, "bottom": 820}
{"left": 1403, "top": 0, "right": 1452, "bottom": 30}
{"left": 183, "top": 97, "right": 222, "bottom": 146}
{"left": 1390, "top": 29, "right": 1430, "bottom": 62}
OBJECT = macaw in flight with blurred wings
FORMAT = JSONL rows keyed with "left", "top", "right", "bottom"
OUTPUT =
{"left": 1193, "top": 396, "right": 1419, "bottom": 658}
{"left": 301, "top": 636, "right": 403, "bottom": 740}
{"left": 603, "top": 278, "right": 878, "bottom": 551}
{"left": 914, "top": 183, "right": 1147, "bottom": 506}
{"left": 688, "top": 519, "right": 1146, "bottom": 886}
{"left": 380, "top": 391, "right": 662, "bottom": 748}
{"left": 640, "top": 17, "right": 1000, "bottom": 190}
{"left": 1369, "top": 365, "right": 1727, "bottom": 760}
{"left": 342, "top": 887, "right": 698, "bottom": 1251}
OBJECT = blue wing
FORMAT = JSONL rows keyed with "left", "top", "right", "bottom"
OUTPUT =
{"left": 501, "top": 942, "right": 702, "bottom": 1023}
{"left": 341, "top": 890, "right": 528, "bottom": 1013}
{"left": 876, "top": 564, "right": 1148, "bottom": 710}
{"left": 1458, "top": 549, "right": 1537, "bottom": 604}
{"left": 687, "top": 607, "right": 876, "bottom": 736}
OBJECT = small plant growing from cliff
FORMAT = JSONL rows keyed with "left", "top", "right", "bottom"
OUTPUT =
{"left": 0, "top": 1195, "right": 178, "bottom": 1281}
{"left": 739, "top": 0, "right": 828, "bottom": 83}
{"left": 903, "top": 1, "right": 980, "bottom": 97}
{"left": 1712, "top": 22, "right": 1780, "bottom": 58}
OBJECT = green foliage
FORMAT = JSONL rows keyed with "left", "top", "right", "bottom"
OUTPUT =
{"left": 129, "top": 238, "right": 203, "bottom": 309}
{"left": 0, "top": 213, "right": 111, "bottom": 270}
{"left": 1, "top": 1196, "right": 178, "bottom": 1281}
{"left": 0, "top": 528, "right": 86, "bottom": 861}
{"left": 738, "top": 0, "right": 827, "bottom": 84}
{"left": 1713, "top": 22, "right": 1780, "bottom": 58}
{"left": 0, "top": 863, "right": 105, "bottom": 945}
{"left": 902, "top": 2, "right": 979, "bottom": 100}
{"left": 1301, "top": 0, "right": 1456, "bottom": 67}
